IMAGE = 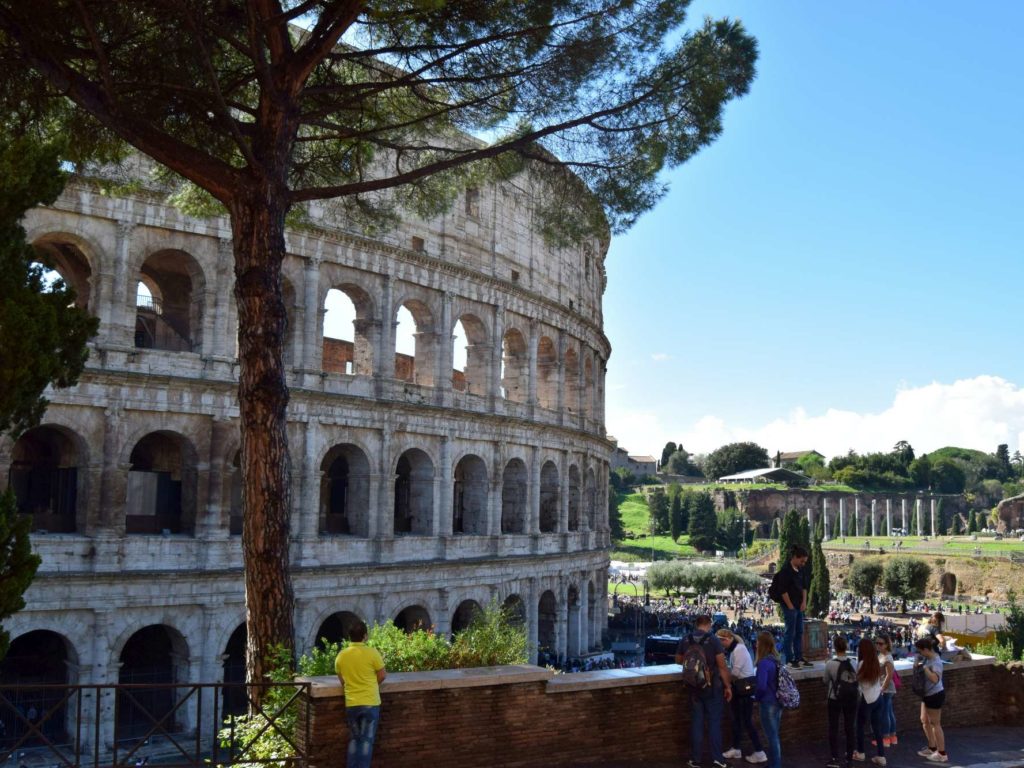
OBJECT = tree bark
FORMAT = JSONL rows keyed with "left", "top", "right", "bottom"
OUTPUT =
{"left": 230, "top": 187, "right": 295, "bottom": 705}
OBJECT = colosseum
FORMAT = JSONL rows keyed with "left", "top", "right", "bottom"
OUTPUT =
{"left": 0, "top": 163, "right": 612, "bottom": 742}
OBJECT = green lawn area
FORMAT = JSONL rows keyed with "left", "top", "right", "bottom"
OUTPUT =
{"left": 823, "top": 535, "right": 1024, "bottom": 554}
{"left": 653, "top": 481, "right": 859, "bottom": 494}
{"left": 618, "top": 492, "right": 651, "bottom": 533}
{"left": 613, "top": 491, "right": 697, "bottom": 561}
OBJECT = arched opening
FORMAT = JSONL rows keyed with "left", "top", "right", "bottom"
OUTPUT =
{"left": 323, "top": 285, "right": 375, "bottom": 376}
{"left": 315, "top": 611, "right": 364, "bottom": 646}
{"left": 502, "top": 594, "right": 526, "bottom": 627}
{"left": 0, "top": 630, "right": 75, "bottom": 745}
{"left": 394, "top": 300, "right": 435, "bottom": 386}
{"left": 501, "top": 458, "right": 528, "bottom": 534}
{"left": 500, "top": 329, "right": 528, "bottom": 402}
{"left": 126, "top": 431, "right": 196, "bottom": 535}
{"left": 567, "top": 585, "right": 581, "bottom": 656}
{"left": 567, "top": 465, "right": 581, "bottom": 531}
{"left": 393, "top": 449, "right": 433, "bottom": 535}
{"left": 221, "top": 623, "right": 247, "bottom": 716}
{"left": 536, "top": 335, "right": 558, "bottom": 409}
{"left": 394, "top": 605, "right": 431, "bottom": 634}
{"left": 135, "top": 249, "right": 204, "bottom": 353}
{"left": 8, "top": 425, "right": 83, "bottom": 532}
{"left": 451, "top": 314, "right": 489, "bottom": 395}
{"left": 319, "top": 444, "right": 371, "bottom": 536}
{"left": 539, "top": 461, "right": 559, "bottom": 533}
{"left": 585, "top": 467, "right": 597, "bottom": 530}
{"left": 564, "top": 346, "right": 580, "bottom": 413}
{"left": 30, "top": 237, "right": 93, "bottom": 311}
{"left": 118, "top": 625, "right": 189, "bottom": 739}
{"left": 583, "top": 356, "right": 595, "bottom": 418}
{"left": 452, "top": 454, "right": 488, "bottom": 535}
{"left": 228, "top": 450, "right": 242, "bottom": 535}
{"left": 451, "top": 600, "right": 482, "bottom": 634}
{"left": 537, "top": 591, "right": 557, "bottom": 654}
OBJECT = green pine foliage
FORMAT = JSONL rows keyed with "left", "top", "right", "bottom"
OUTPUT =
{"left": 968, "top": 509, "right": 978, "bottom": 533}
{"left": 648, "top": 489, "right": 670, "bottom": 535}
{"left": 669, "top": 491, "right": 683, "bottom": 542}
{"left": 0, "top": 490, "right": 42, "bottom": 660}
{"left": 687, "top": 491, "right": 718, "bottom": 553}
{"left": 808, "top": 525, "right": 830, "bottom": 618}
{"left": 608, "top": 484, "right": 624, "bottom": 540}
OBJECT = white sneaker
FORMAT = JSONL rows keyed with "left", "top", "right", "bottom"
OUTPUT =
{"left": 851, "top": 752, "right": 865, "bottom": 762}
{"left": 917, "top": 747, "right": 936, "bottom": 757}
{"left": 723, "top": 748, "right": 743, "bottom": 759}
{"left": 745, "top": 753, "right": 767, "bottom": 764}
{"left": 926, "top": 754, "right": 949, "bottom": 763}
{"left": 871, "top": 758, "right": 886, "bottom": 767}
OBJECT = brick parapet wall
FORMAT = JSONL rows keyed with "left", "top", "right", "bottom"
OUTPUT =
{"left": 298, "top": 657, "right": 1003, "bottom": 768}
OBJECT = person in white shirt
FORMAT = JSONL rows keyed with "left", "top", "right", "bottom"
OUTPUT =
{"left": 717, "top": 629, "right": 767, "bottom": 764}
{"left": 852, "top": 637, "right": 887, "bottom": 766}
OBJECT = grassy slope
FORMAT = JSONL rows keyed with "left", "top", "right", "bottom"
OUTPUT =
{"left": 612, "top": 492, "right": 697, "bottom": 561}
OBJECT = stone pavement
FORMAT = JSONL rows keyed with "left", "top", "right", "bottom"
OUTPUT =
{"left": 570, "top": 726, "right": 1024, "bottom": 768}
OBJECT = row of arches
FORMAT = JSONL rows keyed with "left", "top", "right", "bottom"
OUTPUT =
{"left": 28, "top": 231, "right": 605, "bottom": 420}
{"left": 4, "top": 424, "right": 606, "bottom": 536}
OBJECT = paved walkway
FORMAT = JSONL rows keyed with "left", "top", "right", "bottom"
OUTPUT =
{"left": 571, "top": 726, "right": 1024, "bottom": 768}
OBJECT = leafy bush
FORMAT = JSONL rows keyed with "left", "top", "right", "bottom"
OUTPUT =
{"left": 974, "top": 638, "right": 1017, "bottom": 662}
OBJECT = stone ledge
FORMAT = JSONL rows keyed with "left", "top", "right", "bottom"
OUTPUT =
{"left": 298, "top": 663, "right": 554, "bottom": 698}
{"left": 546, "top": 664, "right": 682, "bottom": 693}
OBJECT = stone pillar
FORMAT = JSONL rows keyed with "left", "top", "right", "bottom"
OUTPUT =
{"left": 871, "top": 499, "right": 877, "bottom": 536}
{"left": 111, "top": 221, "right": 134, "bottom": 346}
{"left": 212, "top": 237, "right": 234, "bottom": 358}
{"left": 488, "top": 444, "right": 502, "bottom": 536}
{"left": 555, "top": 591, "right": 568, "bottom": 664}
{"left": 490, "top": 304, "right": 505, "bottom": 411}
{"left": 379, "top": 430, "right": 393, "bottom": 538}
{"left": 439, "top": 435, "right": 453, "bottom": 537}
{"left": 901, "top": 499, "right": 908, "bottom": 532}
{"left": 578, "top": 580, "right": 590, "bottom": 655}
{"left": 886, "top": 499, "right": 893, "bottom": 537}
{"left": 528, "top": 447, "right": 541, "bottom": 534}
{"left": 930, "top": 498, "right": 937, "bottom": 537}
{"left": 203, "top": 416, "right": 233, "bottom": 539}
{"left": 823, "top": 498, "right": 830, "bottom": 540}
{"left": 839, "top": 498, "right": 846, "bottom": 537}
{"left": 376, "top": 276, "right": 394, "bottom": 392}
{"left": 527, "top": 320, "right": 539, "bottom": 411}
{"left": 97, "top": 404, "right": 126, "bottom": 534}
{"left": 435, "top": 588, "right": 451, "bottom": 637}
{"left": 558, "top": 452, "right": 569, "bottom": 534}
{"left": 437, "top": 292, "right": 453, "bottom": 407}
{"left": 854, "top": 498, "right": 861, "bottom": 537}
{"left": 555, "top": 333, "right": 566, "bottom": 425}
{"left": 90, "top": 608, "right": 118, "bottom": 751}
{"left": 916, "top": 498, "right": 923, "bottom": 536}
{"left": 301, "top": 257, "right": 322, "bottom": 372}
{"left": 527, "top": 578, "right": 539, "bottom": 664}
{"left": 301, "top": 419, "right": 321, "bottom": 540}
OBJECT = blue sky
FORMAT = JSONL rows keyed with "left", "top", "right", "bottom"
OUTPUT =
{"left": 603, "top": 1, "right": 1024, "bottom": 460}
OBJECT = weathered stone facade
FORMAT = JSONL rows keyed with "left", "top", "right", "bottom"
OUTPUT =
{"left": 0, "top": 170, "right": 612, "bottom": 738}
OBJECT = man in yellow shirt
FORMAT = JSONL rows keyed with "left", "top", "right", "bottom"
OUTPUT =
{"left": 334, "top": 622, "right": 387, "bottom": 768}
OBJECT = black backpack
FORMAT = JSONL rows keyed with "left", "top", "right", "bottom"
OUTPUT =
{"left": 768, "top": 570, "right": 785, "bottom": 603}
{"left": 680, "top": 634, "right": 712, "bottom": 690}
{"left": 830, "top": 658, "right": 859, "bottom": 706}
{"left": 911, "top": 658, "right": 929, "bottom": 697}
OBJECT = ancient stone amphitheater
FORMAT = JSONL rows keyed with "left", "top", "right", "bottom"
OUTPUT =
{"left": 0, "top": 165, "right": 612, "bottom": 736}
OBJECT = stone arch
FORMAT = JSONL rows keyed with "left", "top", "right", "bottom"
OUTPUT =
{"left": 452, "top": 313, "right": 489, "bottom": 395}
{"left": 315, "top": 610, "right": 365, "bottom": 646}
{"left": 222, "top": 623, "right": 247, "bottom": 716}
{"left": 540, "top": 461, "right": 560, "bottom": 533}
{"left": 567, "top": 464, "right": 582, "bottom": 532}
{"left": 564, "top": 346, "right": 581, "bottom": 413}
{"left": 537, "top": 590, "right": 557, "bottom": 653}
{"left": 394, "top": 604, "right": 432, "bottom": 634}
{"left": 31, "top": 234, "right": 96, "bottom": 312}
{"left": 0, "top": 629, "right": 79, "bottom": 744}
{"left": 8, "top": 424, "right": 88, "bottom": 533}
{"left": 126, "top": 430, "right": 198, "bottom": 535}
{"left": 536, "top": 335, "right": 558, "bottom": 409}
{"left": 394, "top": 297, "right": 436, "bottom": 386}
{"left": 117, "top": 624, "right": 190, "bottom": 738}
{"left": 135, "top": 248, "right": 206, "bottom": 353}
{"left": 451, "top": 600, "right": 483, "bottom": 634}
{"left": 393, "top": 448, "right": 434, "bottom": 535}
{"left": 501, "top": 458, "right": 528, "bottom": 534}
{"left": 502, "top": 594, "right": 526, "bottom": 626}
{"left": 453, "top": 453, "right": 488, "bottom": 535}
{"left": 323, "top": 283, "right": 376, "bottom": 376}
{"left": 319, "top": 443, "right": 372, "bottom": 536}
{"left": 585, "top": 466, "right": 597, "bottom": 530}
{"left": 500, "top": 328, "right": 528, "bottom": 402}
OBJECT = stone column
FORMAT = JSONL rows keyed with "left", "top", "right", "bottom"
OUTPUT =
{"left": 558, "top": 452, "right": 569, "bottom": 533}
{"left": 211, "top": 237, "right": 234, "bottom": 358}
{"left": 435, "top": 588, "right": 451, "bottom": 637}
{"left": 527, "top": 578, "right": 539, "bottom": 664}
{"left": 555, "top": 333, "right": 566, "bottom": 425}
{"left": 379, "top": 429, "right": 393, "bottom": 538}
{"left": 916, "top": 498, "right": 923, "bottom": 536}
{"left": 375, "top": 276, "right": 394, "bottom": 393}
{"left": 806, "top": 507, "right": 813, "bottom": 528}
{"left": 930, "top": 498, "right": 937, "bottom": 537}
{"left": 839, "top": 498, "right": 846, "bottom": 537}
{"left": 578, "top": 580, "right": 590, "bottom": 655}
{"left": 490, "top": 303, "right": 505, "bottom": 411}
{"left": 822, "top": 498, "right": 830, "bottom": 540}
{"left": 301, "top": 418, "right": 321, "bottom": 539}
{"left": 871, "top": 499, "right": 877, "bottom": 536}
{"left": 301, "top": 257, "right": 322, "bottom": 372}
{"left": 203, "top": 416, "right": 233, "bottom": 539}
{"left": 437, "top": 292, "right": 453, "bottom": 407}
{"left": 438, "top": 435, "right": 453, "bottom": 537}
{"left": 528, "top": 447, "right": 541, "bottom": 534}
{"left": 854, "top": 498, "right": 861, "bottom": 537}
{"left": 111, "top": 221, "right": 134, "bottom": 346}
{"left": 488, "top": 444, "right": 502, "bottom": 536}
{"left": 97, "top": 404, "right": 126, "bottom": 534}
{"left": 527, "top": 320, "right": 539, "bottom": 411}
{"left": 89, "top": 608, "right": 118, "bottom": 751}
{"left": 555, "top": 591, "right": 568, "bottom": 664}
{"left": 886, "top": 499, "right": 893, "bottom": 537}
{"left": 901, "top": 499, "right": 908, "bottom": 532}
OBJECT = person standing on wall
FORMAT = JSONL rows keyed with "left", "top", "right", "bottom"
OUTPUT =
{"left": 335, "top": 621, "right": 387, "bottom": 768}
{"left": 768, "top": 545, "right": 811, "bottom": 668}
{"left": 676, "top": 614, "right": 733, "bottom": 768}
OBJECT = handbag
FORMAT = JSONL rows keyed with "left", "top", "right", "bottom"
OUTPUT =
{"left": 733, "top": 675, "right": 757, "bottom": 696}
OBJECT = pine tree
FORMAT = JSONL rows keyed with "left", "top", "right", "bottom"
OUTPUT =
{"left": 608, "top": 484, "right": 624, "bottom": 540}
{"left": 808, "top": 523, "right": 831, "bottom": 618}
{"left": 770, "top": 518, "right": 780, "bottom": 540}
{"left": 968, "top": 509, "right": 978, "bottom": 533}
{"left": 669, "top": 492, "right": 683, "bottom": 542}
{"left": 778, "top": 509, "right": 802, "bottom": 566}
{"left": 648, "top": 489, "right": 669, "bottom": 535}
{"left": 0, "top": 490, "right": 42, "bottom": 660}
{"left": 798, "top": 516, "right": 811, "bottom": 550}
{"left": 688, "top": 491, "right": 718, "bottom": 553}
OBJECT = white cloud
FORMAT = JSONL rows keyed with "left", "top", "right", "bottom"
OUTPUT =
{"left": 606, "top": 376, "right": 1024, "bottom": 460}
{"left": 651, "top": 352, "right": 671, "bottom": 362}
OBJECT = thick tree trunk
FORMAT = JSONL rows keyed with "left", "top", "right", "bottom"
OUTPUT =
{"left": 230, "top": 189, "right": 295, "bottom": 704}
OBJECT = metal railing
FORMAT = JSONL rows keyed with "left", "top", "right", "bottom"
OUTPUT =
{"left": 0, "top": 682, "right": 310, "bottom": 768}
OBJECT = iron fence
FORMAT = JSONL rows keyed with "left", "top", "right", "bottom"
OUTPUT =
{"left": 0, "top": 682, "right": 310, "bottom": 768}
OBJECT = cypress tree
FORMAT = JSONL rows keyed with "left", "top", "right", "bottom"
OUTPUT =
{"left": 688, "top": 491, "right": 718, "bottom": 553}
{"left": 0, "top": 490, "right": 42, "bottom": 660}
{"left": 798, "top": 516, "right": 811, "bottom": 550}
{"left": 808, "top": 524, "right": 831, "bottom": 618}
{"left": 669, "top": 491, "right": 683, "bottom": 542}
{"left": 968, "top": 509, "right": 978, "bottom": 533}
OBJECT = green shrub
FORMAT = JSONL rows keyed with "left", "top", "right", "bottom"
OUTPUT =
{"left": 974, "top": 638, "right": 1017, "bottom": 662}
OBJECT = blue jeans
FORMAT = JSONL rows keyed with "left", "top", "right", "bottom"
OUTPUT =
{"left": 758, "top": 700, "right": 782, "bottom": 768}
{"left": 782, "top": 608, "right": 804, "bottom": 663}
{"left": 345, "top": 705, "right": 380, "bottom": 768}
{"left": 690, "top": 681, "right": 725, "bottom": 763}
{"left": 856, "top": 697, "right": 886, "bottom": 757}
{"left": 882, "top": 692, "right": 896, "bottom": 735}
